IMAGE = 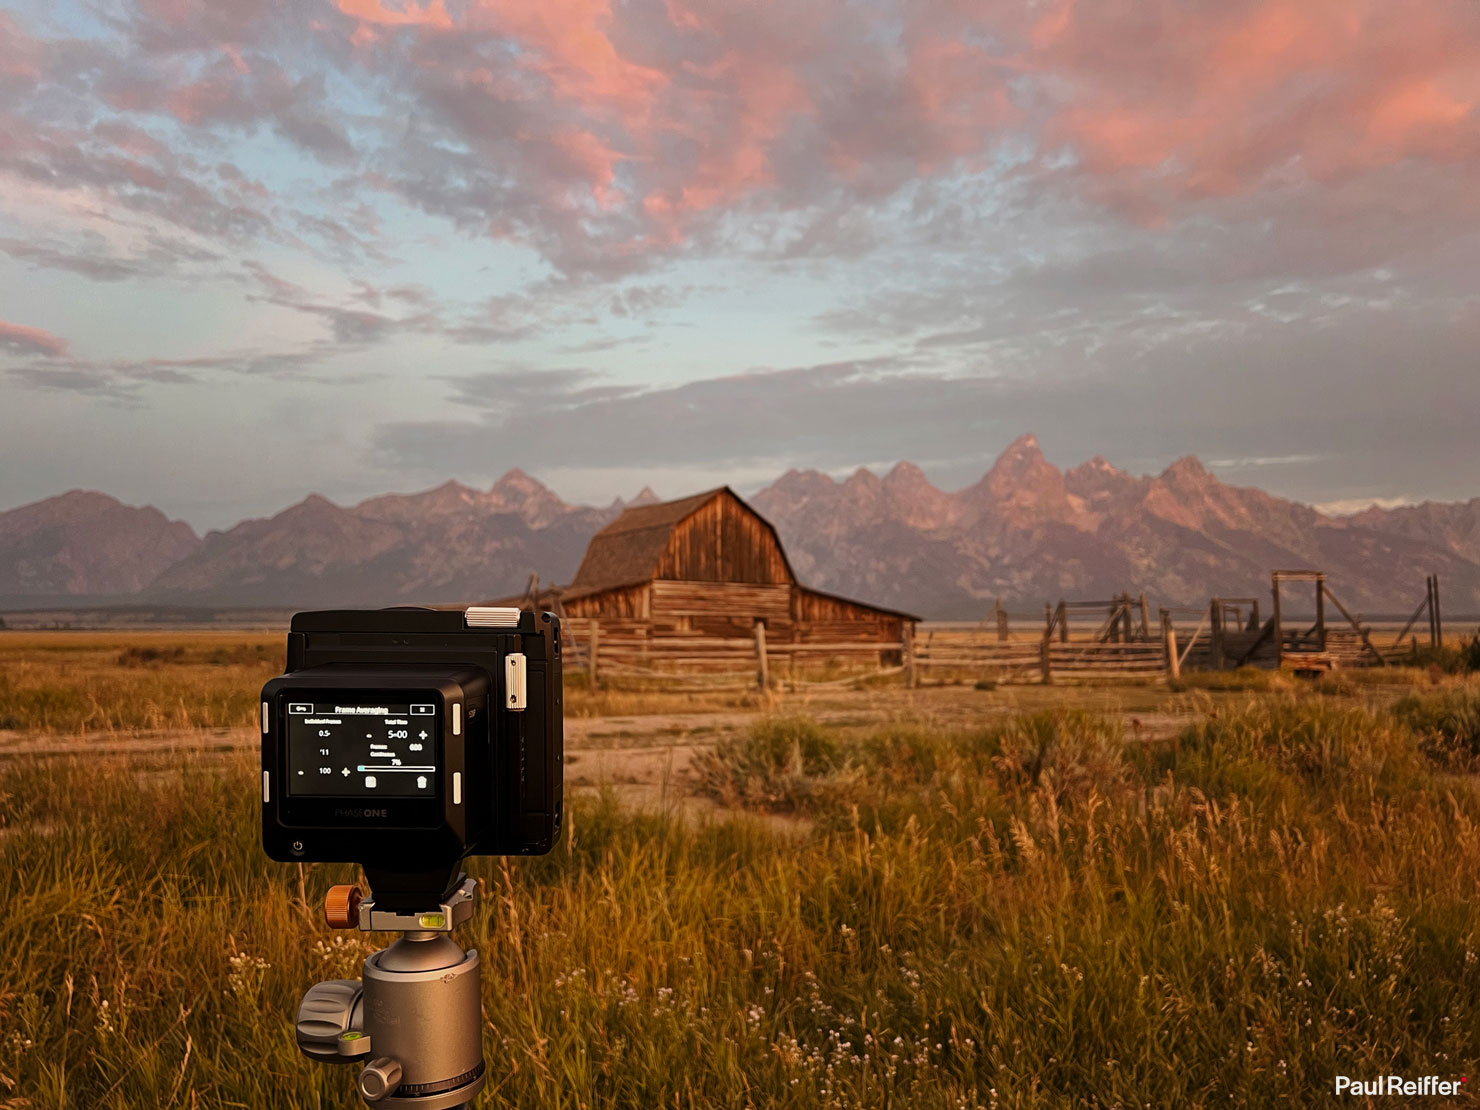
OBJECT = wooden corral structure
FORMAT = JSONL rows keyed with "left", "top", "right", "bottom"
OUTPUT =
{"left": 507, "top": 488, "right": 918, "bottom": 687}
{"left": 1158, "top": 571, "right": 1449, "bottom": 675}
{"left": 912, "top": 594, "right": 1170, "bottom": 683}
{"left": 911, "top": 571, "right": 1452, "bottom": 685}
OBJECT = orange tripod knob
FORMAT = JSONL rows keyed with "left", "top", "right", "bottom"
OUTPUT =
{"left": 324, "top": 885, "right": 363, "bottom": 929}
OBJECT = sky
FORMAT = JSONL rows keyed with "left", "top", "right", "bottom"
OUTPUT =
{"left": 0, "top": 0, "right": 1477, "bottom": 531}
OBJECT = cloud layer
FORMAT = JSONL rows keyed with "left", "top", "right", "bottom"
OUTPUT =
{"left": 0, "top": 0, "right": 1476, "bottom": 525}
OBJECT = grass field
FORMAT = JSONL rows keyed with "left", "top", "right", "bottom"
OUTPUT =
{"left": 3, "top": 634, "right": 1480, "bottom": 1107}
{"left": 0, "top": 632, "right": 771, "bottom": 734}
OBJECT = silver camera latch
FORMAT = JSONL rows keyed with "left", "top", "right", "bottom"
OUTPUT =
{"left": 504, "top": 653, "right": 527, "bottom": 711}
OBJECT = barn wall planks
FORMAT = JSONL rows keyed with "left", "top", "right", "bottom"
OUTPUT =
{"left": 652, "top": 493, "right": 792, "bottom": 585}
{"left": 652, "top": 580, "right": 791, "bottom": 619}
{"left": 561, "top": 583, "right": 651, "bottom": 620}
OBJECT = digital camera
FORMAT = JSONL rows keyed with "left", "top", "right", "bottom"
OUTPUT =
{"left": 260, "top": 606, "right": 563, "bottom": 904}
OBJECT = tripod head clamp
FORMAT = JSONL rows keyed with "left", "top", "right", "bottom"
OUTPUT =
{"left": 295, "top": 873, "right": 486, "bottom": 1107}
{"left": 357, "top": 876, "right": 477, "bottom": 934}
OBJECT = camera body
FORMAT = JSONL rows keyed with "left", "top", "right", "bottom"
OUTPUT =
{"left": 261, "top": 606, "right": 563, "bottom": 888}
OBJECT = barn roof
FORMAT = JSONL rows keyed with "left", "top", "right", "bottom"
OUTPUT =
{"left": 792, "top": 584, "right": 920, "bottom": 624}
{"left": 565, "top": 487, "right": 795, "bottom": 599}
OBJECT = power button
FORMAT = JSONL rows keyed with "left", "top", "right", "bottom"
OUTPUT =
{"left": 291, "top": 839, "right": 305, "bottom": 855}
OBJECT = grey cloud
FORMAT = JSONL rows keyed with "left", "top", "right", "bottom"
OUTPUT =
{"left": 0, "top": 231, "right": 221, "bottom": 282}
{"left": 2, "top": 337, "right": 389, "bottom": 400}
{"left": 373, "top": 292, "right": 1480, "bottom": 507}
{"left": 608, "top": 284, "right": 692, "bottom": 318}
{"left": 7, "top": 364, "right": 144, "bottom": 400}
{"left": 241, "top": 261, "right": 438, "bottom": 346}
{"left": 387, "top": 284, "right": 434, "bottom": 307}
{"left": 6, "top": 355, "right": 197, "bottom": 401}
{"left": 442, "top": 366, "right": 644, "bottom": 416}
{"left": 0, "top": 238, "right": 145, "bottom": 282}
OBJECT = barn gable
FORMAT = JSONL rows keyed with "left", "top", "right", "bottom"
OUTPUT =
{"left": 491, "top": 486, "right": 918, "bottom": 647}
{"left": 567, "top": 487, "right": 796, "bottom": 598}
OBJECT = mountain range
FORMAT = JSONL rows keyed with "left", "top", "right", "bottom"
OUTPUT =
{"left": 3, "top": 436, "right": 1476, "bottom": 617}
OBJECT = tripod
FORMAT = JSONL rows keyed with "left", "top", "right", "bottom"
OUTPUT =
{"left": 294, "top": 873, "right": 486, "bottom": 1108}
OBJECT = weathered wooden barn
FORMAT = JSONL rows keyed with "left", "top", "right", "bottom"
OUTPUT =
{"left": 551, "top": 487, "right": 916, "bottom": 644}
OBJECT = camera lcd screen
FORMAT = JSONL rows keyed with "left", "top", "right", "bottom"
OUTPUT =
{"left": 284, "top": 698, "right": 439, "bottom": 798}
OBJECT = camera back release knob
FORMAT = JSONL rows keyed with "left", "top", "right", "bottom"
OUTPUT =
{"left": 358, "top": 1057, "right": 403, "bottom": 1101}
{"left": 325, "top": 884, "right": 362, "bottom": 929}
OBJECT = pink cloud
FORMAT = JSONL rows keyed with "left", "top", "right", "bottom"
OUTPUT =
{"left": 1030, "top": 0, "right": 1480, "bottom": 215}
{"left": 336, "top": 0, "right": 452, "bottom": 30}
{"left": 0, "top": 12, "right": 41, "bottom": 82}
{"left": 8, "top": 0, "right": 1479, "bottom": 277}
{"left": 0, "top": 320, "right": 69, "bottom": 357}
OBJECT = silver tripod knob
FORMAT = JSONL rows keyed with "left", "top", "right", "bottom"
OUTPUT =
{"left": 358, "top": 1056, "right": 403, "bottom": 1102}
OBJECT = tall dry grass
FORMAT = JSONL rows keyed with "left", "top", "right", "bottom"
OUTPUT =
{"left": 4, "top": 690, "right": 1480, "bottom": 1106}
{"left": 0, "top": 633, "right": 280, "bottom": 733}
{"left": 0, "top": 633, "right": 764, "bottom": 734}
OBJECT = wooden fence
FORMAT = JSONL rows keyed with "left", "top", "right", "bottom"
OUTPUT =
{"left": 554, "top": 580, "right": 1466, "bottom": 691}
{"left": 560, "top": 614, "right": 1173, "bottom": 690}
{"left": 558, "top": 616, "right": 906, "bottom": 690}
{"left": 910, "top": 621, "right": 1168, "bottom": 683}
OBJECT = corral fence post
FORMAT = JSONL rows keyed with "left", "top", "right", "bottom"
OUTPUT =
{"left": 1039, "top": 635, "right": 1053, "bottom": 685}
{"left": 1315, "top": 574, "right": 1328, "bottom": 652}
{"left": 996, "top": 598, "right": 1009, "bottom": 642}
{"left": 1428, "top": 574, "right": 1438, "bottom": 646}
{"left": 1209, "top": 599, "right": 1225, "bottom": 670}
{"left": 901, "top": 623, "right": 917, "bottom": 688}
{"left": 1426, "top": 577, "right": 1438, "bottom": 648}
{"left": 1057, "top": 600, "right": 1069, "bottom": 643}
{"left": 1271, "top": 577, "right": 1284, "bottom": 660}
{"left": 1162, "top": 609, "right": 1181, "bottom": 681}
{"left": 588, "top": 618, "right": 600, "bottom": 691}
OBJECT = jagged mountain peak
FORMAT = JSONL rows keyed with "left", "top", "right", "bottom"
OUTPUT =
{"left": 355, "top": 480, "right": 490, "bottom": 523}
{"left": 965, "top": 434, "right": 1079, "bottom": 529}
{"left": 884, "top": 460, "right": 929, "bottom": 482}
{"left": 490, "top": 467, "right": 542, "bottom": 492}
{"left": 31, "top": 488, "right": 121, "bottom": 511}
{"left": 1067, "top": 455, "right": 1129, "bottom": 480}
{"left": 1065, "top": 456, "right": 1142, "bottom": 512}
{"left": 0, "top": 488, "right": 200, "bottom": 597}
{"left": 0, "top": 489, "right": 181, "bottom": 532}
{"left": 985, "top": 434, "right": 1057, "bottom": 485}
{"left": 766, "top": 468, "right": 840, "bottom": 496}
{"left": 484, "top": 468, "right": 567, "bottom": 526}
{"left": 291, "top": 493, "right": 342, "bottom": 512}
{"left": 1161, "top": 455, "right": 1213, "bottom": 482}
{"left": 6, "top": 438, "right": 1479, "bottom": 613}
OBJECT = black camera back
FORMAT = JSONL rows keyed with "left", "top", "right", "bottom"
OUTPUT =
{"left": 261, "top": 606, "right": 563, "bottom": 884}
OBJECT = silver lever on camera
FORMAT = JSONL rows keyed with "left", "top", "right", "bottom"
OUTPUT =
{"left": 294, "top": 876, "right": 485, "bottom": 1108}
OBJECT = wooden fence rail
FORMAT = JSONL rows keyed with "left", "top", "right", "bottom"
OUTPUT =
{"left": 563, "top": 619, "right": 1176, "bottom": 690}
